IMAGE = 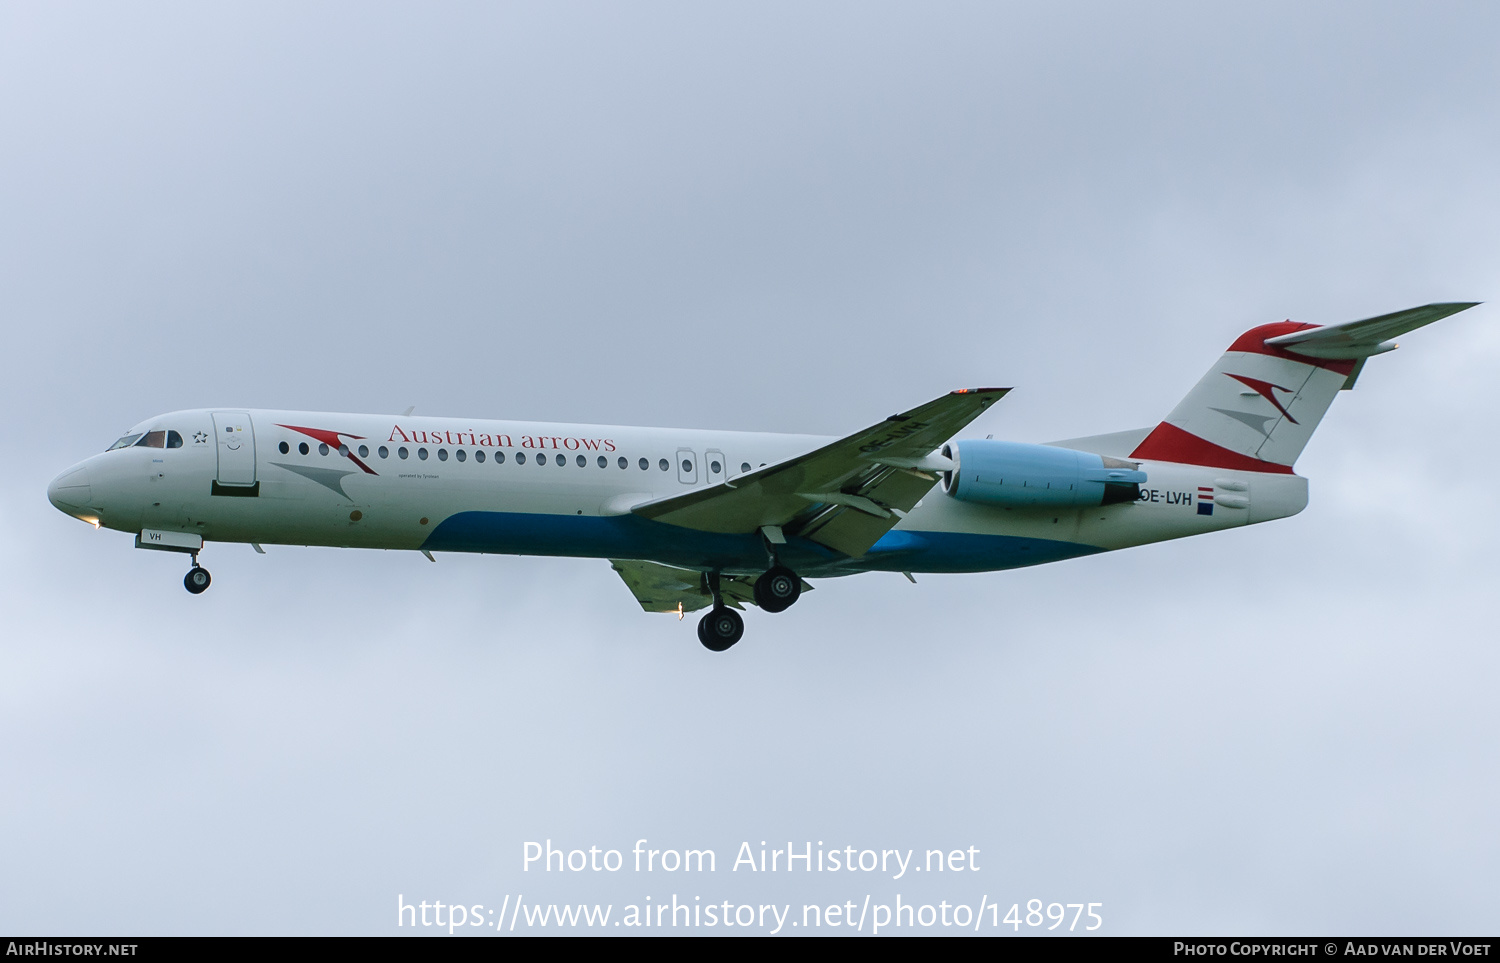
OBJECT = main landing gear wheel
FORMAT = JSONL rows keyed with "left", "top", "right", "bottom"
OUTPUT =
{"left": 753, "top": 565, "right": 801, "bottom": 613}
{"left": 184, "top": 566, "right": 211, "bottom": 595}
{"left": 698, "top": 607, "right": 744, "bottom": 652}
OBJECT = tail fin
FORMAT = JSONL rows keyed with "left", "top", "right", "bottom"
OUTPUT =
{"left": 1130, "top": 302, "right": 1479, "bottom": 473}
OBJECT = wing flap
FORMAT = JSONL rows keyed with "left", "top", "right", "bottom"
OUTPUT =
{"left": 799, "top": 465, "right": 936, "bottom": 556}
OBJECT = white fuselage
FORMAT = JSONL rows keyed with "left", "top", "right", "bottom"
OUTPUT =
{"left": 48, "top": 408, "right": 1309, "bottom": 578}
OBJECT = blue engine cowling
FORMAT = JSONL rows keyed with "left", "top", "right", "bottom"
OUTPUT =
{"left": 939, "top": 440, "right": 1146, "bottom": 507}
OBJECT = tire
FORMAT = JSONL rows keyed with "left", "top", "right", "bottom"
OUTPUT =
{"left": 698, "top": 606, "right": 744, "bottom": 651}
{"left": 184, "top": 567, "right": 212, "bottom": 595}
{"left": 753, "top": 566, "right": 801, "bottom": 613}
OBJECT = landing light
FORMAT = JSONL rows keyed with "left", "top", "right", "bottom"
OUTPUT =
{"left": 84, "top": 517, "right": 100, "bottom": 529}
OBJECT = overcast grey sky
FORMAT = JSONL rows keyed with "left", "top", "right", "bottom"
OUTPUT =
{"left": 3, "top": 1, "right": 1498, "bottom": 935}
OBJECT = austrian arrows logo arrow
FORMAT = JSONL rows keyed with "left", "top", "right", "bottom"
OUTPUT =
{"left": 269, "top": 424, "right": 380, "bottom": 500}
{"left": 1224, "top": 373, "right": 1300, "bottom": 425}
{"left": 276, "top": 424, "right": 380, "bottom": 474}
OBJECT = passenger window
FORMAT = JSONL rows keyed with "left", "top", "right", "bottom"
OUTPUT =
{"left": 597, "top": 456, "right": 607, "bottom": 468}
{"left": 398, "top": 447, "right": 409, "bottom": 459}
{"left": 576, "top": 454, "right": 586, "bottom": 467}
{"left": 299, "top": 442, "right": 310, "bottom": 455}
{"left": 456, "top": 449, "right": 466, "bottom": 462}
{"left": 555, "top": 454, "right": 565, "bottom": 466}
{"left": 318, "top": 443, "right": 329, "bottom": 455}
{"left": 474, "top": 450, "right": 485, "bottom": 463}
{"left": 338, "top": 444, "right": 349, "bottom": 456}
{"left": 358, "top": 445, "right": 369, "bottom": 458}
{"left": 167, "top": 431, "right": 184, "bottom": 449}
{"left": 618, "top": 457, "right": 628, "bottom": 469}
{"left": 659, "top": 458, "right": 669, "bottom": 471}
{"left": 495, "top": 451, "right": 506, "bottom": 464}
{"left": 681, "top": 459, "right": 692, "bottom": 473}
{"left": 639, "top": 458, "right": 648, "bottom": 470}
{"left": 710, "top": 460, "right": 721, "bottom": 473}
{"left": 517, "top": 452, "right": 527, "bottom": 464}
{"left": 741, "top": 462, "right": 751, "bottom": 473}
{"left": 379, "top": 446, "right": 389, "bottom": 458}
{"left": 418, "top": 448, "right": 429, "bottom": 460}
{"left": 279, "top": 441, "right": 290, "bottom": 454}
{"left": 437, "top": 448, "right": 448, "bottom": 461}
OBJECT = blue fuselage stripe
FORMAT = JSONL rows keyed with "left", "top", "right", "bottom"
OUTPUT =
{"left": 422, "top": 511, "right": 1102, "bottom": 576}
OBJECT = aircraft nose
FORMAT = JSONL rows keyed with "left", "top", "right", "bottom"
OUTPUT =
{"left": 48, "top": 465, "right": 94, "bottom": 513}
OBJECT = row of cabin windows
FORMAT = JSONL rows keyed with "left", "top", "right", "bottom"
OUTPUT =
{"left": 104, "top": 430, "right": 759, "bottom": 479}
{"left": 277, "top": 440, "right": 749, "bottom": 475}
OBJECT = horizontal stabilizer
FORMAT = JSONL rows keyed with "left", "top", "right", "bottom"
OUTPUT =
{"left": 1265, "top": 302, "right": 1479, "bottom": 359}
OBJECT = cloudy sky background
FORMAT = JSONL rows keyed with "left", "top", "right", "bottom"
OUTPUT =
{"left": 3, "top": 1, "right": 1498, "bottom": 935}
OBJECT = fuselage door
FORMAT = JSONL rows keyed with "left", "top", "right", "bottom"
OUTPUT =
{"left": 212, "top": 411, "right": 257, "bottom": 486}
{"left": 704, "top": 449, "right": 726, "bottom": 486}
{"left": 675, "top": 448, "right": 698, "bottom": 486}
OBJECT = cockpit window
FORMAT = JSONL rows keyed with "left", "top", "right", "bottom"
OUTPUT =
{"left": 108, "top": 428, "right": 184, "bottom": 452}
{"left": 107, "top": 433, "right": 144, "bottom": 451}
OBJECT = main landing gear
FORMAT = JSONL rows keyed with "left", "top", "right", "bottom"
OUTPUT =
{"left": 753, "top": 565, "right": 801, "bottom": 613}
{"left": 184, "top": 554, "right": 211, "bottom": 595}
{"left": 696, "top": 566, "right": 804, "bottom": 652}
{"left": 697, "top": 571, "right": 744, "bottom": 652}
{"left": 697, "top": 606, "right": 743, "bottom": 652}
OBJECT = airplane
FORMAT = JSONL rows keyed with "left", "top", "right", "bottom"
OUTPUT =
{"left": 47, "top": 302, "right": 1477, "bottom": 651}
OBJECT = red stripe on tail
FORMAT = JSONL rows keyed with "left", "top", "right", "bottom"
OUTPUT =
{"left": 1130, "top": 422, "right": 1295, "bottom": 474}
{"left": 1227, "top": 322, "right": 1357, "bottom": 375}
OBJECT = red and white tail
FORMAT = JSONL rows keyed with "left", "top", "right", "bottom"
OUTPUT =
{"left": 1130, "top": 303, "right": 1478, "bottom": 474}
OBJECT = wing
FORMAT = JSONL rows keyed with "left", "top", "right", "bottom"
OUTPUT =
{"left": 631, "top": 388, "right": 1009, "bottom": 557}
{"left": 609, "top": 559, "right": 809, "bottom": 613}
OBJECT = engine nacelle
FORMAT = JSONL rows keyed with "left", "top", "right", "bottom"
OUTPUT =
{"left": 939, "top": 440, "right": 1146, "bottom": 508}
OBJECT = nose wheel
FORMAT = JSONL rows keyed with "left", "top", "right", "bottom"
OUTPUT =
{"left": 184, "top": 557, "right": 211, "bottom": 595}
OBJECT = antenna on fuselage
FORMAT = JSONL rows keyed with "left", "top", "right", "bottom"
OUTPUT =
{"left": 402, "top": 406, "right": 415, "bottom": 416}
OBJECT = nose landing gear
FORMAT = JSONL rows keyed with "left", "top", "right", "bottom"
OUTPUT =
{"left": 184, "top": 554, "right": 211, "bottom": 595}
